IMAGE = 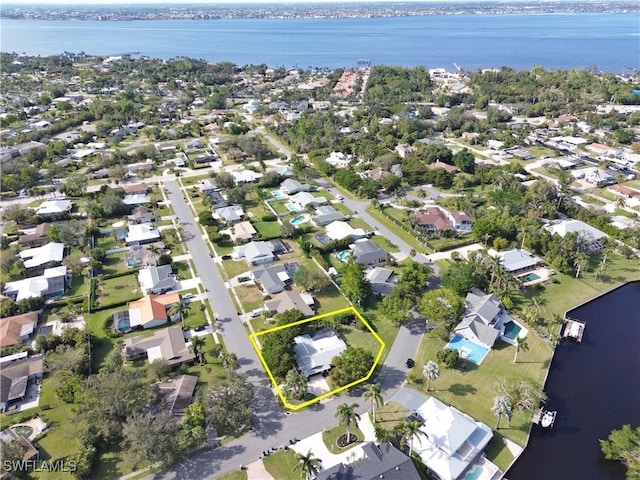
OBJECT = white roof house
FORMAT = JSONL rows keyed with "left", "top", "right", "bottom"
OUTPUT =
{"left": 19, "top": 242, "right": 64, "bottom": 269}
{"left": 293, "top": 328, "right": 347, "bottom": 378}
{"left": 215, "top": 205, "right": 245, "bottom": 223}
{"left": 280, "top": 178, "right": 309, "bottom": 195}
{"left": 487, "top": 248, "right": 541, "bottom": 274}
{"left": 35, "top": 199, "right": 73, "bottom": 216}
{"left": 122, "top": 194, "right": 151, "bottom": 206}
{"left": 231, "top": 170, "right": 263, "bottom": 184}
{"left": 413, "top": 397, "right": 493, "bottom": 480}
{"left": 545, "top": 220, "right": 608, "bottom": 252}
{"left": 233, "top": 241, "right": 276, "bottom": 265}
{"left": 125, "top": 223, "right": 160, "bottom": 245}
{"left": 290, "top": 192, "right": 328, "bottom": 209}
{"left": 138, "top": 265, "right": 176, "bottom": 295}
{"left": 325, "top": 151, "right": 352, "bottom": 168}
{"left": 4, "top": 266, "right": 67, "bottom": 302}
{"left": 325, "top": 221, "right": 367, "bottom": 241}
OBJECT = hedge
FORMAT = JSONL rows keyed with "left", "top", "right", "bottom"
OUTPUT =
{"left": 102, "top": 269, "right": 139, "bottom": 280}
{"left": 311, "top": 249, "right": 329, "bottom": 271}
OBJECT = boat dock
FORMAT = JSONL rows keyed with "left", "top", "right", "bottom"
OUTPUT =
{"left": 532, "top": 407, "right": 557, "bottom": 428}
{"left": 562, "top": 317, "right": 585, "bottom": 343}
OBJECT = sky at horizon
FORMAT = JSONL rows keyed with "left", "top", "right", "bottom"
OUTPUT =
{"left": 5, "top": 0, "right": 594, "bottom": 4}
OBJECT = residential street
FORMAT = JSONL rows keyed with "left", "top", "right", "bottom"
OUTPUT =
{"left": 146, "top": 180, "right": 427, "bottom": 480}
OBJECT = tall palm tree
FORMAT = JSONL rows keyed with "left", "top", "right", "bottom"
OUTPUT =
{"left": 422, "top": 361, "right": 440, "bottom": 392}
{"left": 400, "top": 420, "right": 426, "bottom": 457}
{"left": 336, "top": 403, "right": 360, "bottom": 443}
{"left": 491, "top": 395, "right": 513, "bottom": 429}
{"left": 284, "top": 369, "right": 308, "bottom": 400}
{"left": 146, "top": 245, "right": 161, "bottom": 262}
{"left": 513, "top": 336, "right": 529, "bottom": 364}
{"left": 292, "top": 450, "right": 322, "bottom": 480}
{"left": 363, "top": 383, "right": 384, "bottom": 423}
{"left": 374, "top": 425, "right": 391, "bottom": 443}
{"left": 189, "top": 335, "right": 206, "bottom": 364}
{"left": 574, "top": 253, "right": 589, "bottom": 278}
{"left": 168, "top": 302, "right": 189, "bottom": 328}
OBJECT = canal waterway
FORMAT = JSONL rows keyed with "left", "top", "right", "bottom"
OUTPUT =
{"left": 508, "top": 281, "right": 640, "bottom": 479}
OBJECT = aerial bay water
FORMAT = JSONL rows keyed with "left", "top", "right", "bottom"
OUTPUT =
{"left": 1, "top": 13, "right": 638, "bottom": 72}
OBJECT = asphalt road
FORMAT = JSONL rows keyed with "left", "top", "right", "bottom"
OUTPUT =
{"left": 147, "top": 180, "right": 427, "bottom": 480}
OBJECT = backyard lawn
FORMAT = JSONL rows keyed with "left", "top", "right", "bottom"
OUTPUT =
{"left": 98, "top": 273, "right": 142, "bottom": 307}
{"left": 253, "top": 220, "right": 281, "bottom": 239}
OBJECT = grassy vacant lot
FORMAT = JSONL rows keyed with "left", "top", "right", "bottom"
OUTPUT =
{"left": 101, "top": 252, "right": 127, "bottom": 276}
{"left": 341, "top": 322, "right": 385, "bottom": 358}
{"left": 370, "top": 234, "right": 400, "bottom": 253}
{"left": 263, "top": 449, "right": 299, "bottom": 480}
{"left": 253, "top": 220, "right": 281, "bottom": 239}
{"left": 235, "top": 284, "right": 264, "bottom": 313}
{"left": 409, "top": 330, "right": 553, "bottom": 449}
{"left": 525, "top": 145, "right": 560, "bottom": 158}
{"left": 221, "top": 258, "right": 251, "bottom": 278}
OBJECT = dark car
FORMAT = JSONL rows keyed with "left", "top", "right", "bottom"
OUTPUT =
{"left": 194, "top": 325, "right": 207, "bottom": 332}
{"left": 221, "top": 255, "right": 232, "bottom": 260}
{"left": 405, "top": 358, "right": 415, "bottom": 368}
{"left": 238, "top": 276, "right": 250, "bottom": 283}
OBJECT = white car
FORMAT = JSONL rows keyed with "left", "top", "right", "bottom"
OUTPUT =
{"left": 336, "top": 194, "right": 343, "bottom": 200}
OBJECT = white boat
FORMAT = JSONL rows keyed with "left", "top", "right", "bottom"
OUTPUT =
{"left": 541, "top": 410, "right": 556, "bottom": 428}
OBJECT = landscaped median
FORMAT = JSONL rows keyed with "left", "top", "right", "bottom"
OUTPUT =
{"left": 249, "top": 306, "right": 385, "bottom": 410}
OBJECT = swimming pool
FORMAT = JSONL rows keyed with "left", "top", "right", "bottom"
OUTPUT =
{"left": 116, "top": 317, "right": 131, "bottom": 333}
{"left": 271, "top": 189, "right": 287, "bottom": 199}
{"left": 337, "top": 250, "right": 351, "bottom": 262}
{"left": 464, "top": 464, "right": 488, "bottom": 480}
{"left": 286, "top": 203, "right": 301, "bottom": 212}
{"left": 520, "top": 272, "right": 541, "bottom": 283}
{"left": 445, "top": 334, "right": 490, "bottom": 365}
{"left": 503, "top": 321, "right": 522, "bottom": 340}
{"left": 290, "top": 214, "right": 310, "bottom": 226}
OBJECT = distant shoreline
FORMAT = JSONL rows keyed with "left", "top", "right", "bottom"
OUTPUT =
{"left": 2, "top": 1, "right": 639, "bottom": 21}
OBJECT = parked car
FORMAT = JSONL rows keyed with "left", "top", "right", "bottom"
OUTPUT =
{"left": 182, "top": 293, "right": 194, "bottom": 300}
{"left": 238, "top": 276, "right": 251, "bottom": 283}
{"left": 221, "top": 254, "right": 232, "bottom": 260}
{"left": 194, "top": 324, "right": 207, "bottom": 332}
{"left": 405, "top": 358, "right": 415, "bottom": 368}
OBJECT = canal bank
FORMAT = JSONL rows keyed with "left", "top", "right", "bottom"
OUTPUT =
{"left": 507, "top": 281, "right": 640, "bottom": 479}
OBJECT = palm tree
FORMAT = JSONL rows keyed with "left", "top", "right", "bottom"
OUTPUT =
{"left": 513, "top": 336, "right": 529, "bottom": 364}
{"left": 363, "top": 383, "right": 384, "bottom": 423}
{"left": 189, "top": 335, "right": 206, "bottom": 364}
{"left": 400, "top": 420, "right": 426, "bottom": 457}
{"left": 284, "top": 369, "right": 308, "bottom": 400}
{"left": 574, "top": 253, "right": 589, "bottom": 278}
{"left": 292, "top": 450, "right": 322, "bottom": 480}
{"left": 491, "top": 395, "right": 513, "bottom": 429}
{"left": 168, "top": 301, "right": 189, "bottom": 328}
{"left": 422, "top": 361, "right": 440, "bottom": 391}
{"left": 374, "top": 425, "right": 391, "bottom": 443}
{"left": 336, "top": 403, "right": 360, "bottom": 444}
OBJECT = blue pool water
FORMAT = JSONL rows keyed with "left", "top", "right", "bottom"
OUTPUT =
{"left": 464, "top": 465, "right": 485, "bottom": 480}
{"left": 520, "top": 272, "right": 541, "bottom": 283}
{"left": 271, "top": 189, "right": 287, "bottom": 199}
{"left": 286, "top": 203, "right": 301, "bottom": 212}
{"left": 503, "top": 321, "right": 522, "bottom": 340}
{"left": 445, "top": 334, "right": 490, "bottom": 365}
{"left": 117, "top": 317, "right": 131, "bottom": 333}
{"left": 337, "top": 250, "right": 351, "bottom": 262}
{"left": 290, "top": 214, "right": 309, "bottom": 226}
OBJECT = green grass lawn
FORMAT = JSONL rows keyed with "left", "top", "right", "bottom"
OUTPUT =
{"left": 263, "top": 449, "right": 299, "bottom": 480}
{"left": 173, "top": 260, "right": 193, "bottom": 280}
{"left": 314, "top": 282, "right": 350, "bottom": 314}
{"left": 428, "top": 235, "right": 476, "bottom": 252}
{"left": 101, "top": 252, "right": 128, "bottom": 276}
{"left": 215, "top": 470, "right": 248, "bottom": 480}
{"left": 525, "top": 145, "right": 560, "bottom": 158}
{"left": 577, "top": 194, "right": 606, "bottom": 206}
{"left": 333, "top": 202, "right": 355, "bottom": 215}
{"left": 348, "top": 217, "right": 373, "bottom": 232}
{"left": 253, "top": 220, "right": 281, "bottom": 239}
{"left": 484, "top": 433, "right": 516, "bottom": 472}
{"left": 409, "top": 331, "right": 553, "bottom": 449}
{"left": 98, "top": 273, "right": 142, "bottom": 307}
{"left": 182, "top": 304, "right": 208, "bottom": 328}
{"left": 67, "top": 274, "right": 89, "bottom": 297}
{"left": 374, "top": 400, "right": 409, "bottom": 429}
{"left": 271, "top": 199, "right": 293, "bottom": 215}
{"left": 370, "top": 234, "right": 400, "bottom": 253}
{"left": 322, "top": 424, "right": 365, "bottom": 454}
{"left": 341, "top": 323, "right": 385, "bottom": 357}
{"left": 366, "top": 207, "right": 430, "bottom": 254}
{"left": 221, "top": 259, "right": 251, "bottom": 279}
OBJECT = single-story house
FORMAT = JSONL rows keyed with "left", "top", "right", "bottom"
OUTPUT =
{"left": 413, "top": 207, "right": 451, "bottom": 232}
{"left": 252, "top": 263, "right": 291, "bottom": 294}
{"left": 349, "top": 238, "right": 386, "bottom": 266}
{"left": 0, "top": 427, "right": 40, "bottom": 466}
{"left": 318, "top": 441, "right": 421, "bottom": 480}
{"left": 125, "top": 223, "right": 161, "bottom": 245}
{"left": 488, "top": 248, "right": 542, "bottom": 275}
{"left": 35, "top": 199, "right": 72, "bottom": 216}
{"left": 395, "top": 143, "right": 417, "bottom": 158}
{"left": 359, "top": 167, "right": 390, "bottom": 182}
{"left": 0, "top": 354, "right": 45, "bottom": 413}
{"left": 215, "top": 205, "right": 245, "bottom": 223}
{"left": 232, "top": 170, "right": 263, "bottom": 184}
{"left": 265, "top": 290, "right": 315, "bottom": 318}
{"left": 233, "top": 241, "right": 276, "bottom": 265}
{"left": 545, "top": 220, "right": 608, "bottom": 252}
{"left": 138, "top": 265, "right": 177, "bottom": 295}
{"left": 127, "top": 206, "right": 157, "bottom": 224}
{"left": 413, "top": 396, "right": 494, "bottom": 480}
{"left": 122, "top": 325, "right": 195, "bottom": 366}
{"left": 123, "top": 194, "right": 151, "bottom": 207}
{"left": 0, "top": 311, "right": 39, "bottom": 348}
{"left": 280, "top": 178, "right": 309, "bottom": 195}
{"left": 365, "top": 267, "right": 397, "bottom": 296}
{"left": 154, "top": 374, "right": 198, "bottom": 419}
{"left": 289, "top": 192, "right": 328, "bottom": 209}
{"left": 226, "top": 221, "right": 257, "bottom": 243}
{"left": 122, "top": 183, "right": 149, "bottom": 195}
{"left": 18, "top": 242, "right": 64, "bottom": 269}
{"left": 312, "top": 205, "right": 345, "bottom": 227}
{"left": 325, "top": 151, "right": 352, "bottom": 168}
{"left": 198, "top": 179, "right": 219, "bottom": 195}
{"left": 3, "top": 266, "right": 68, "bottom": 302}
{"left": 293, "top": 328, "right": 347, "bottom": 378}
{"left": 18, "top": 223, "right": 51, "bottom": 247}
{"left": 426, "top": 160, "right": 459, "bottom": 174}
{"left": 325, "top": 221, "right": 367, "bottom": 241}
{"left": 123, "top": 292, "right": 181, "bottom": 330}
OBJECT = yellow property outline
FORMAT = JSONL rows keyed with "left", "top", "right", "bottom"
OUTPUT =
{"left": 249, "top": 306, "right": 386, "bottom": 410}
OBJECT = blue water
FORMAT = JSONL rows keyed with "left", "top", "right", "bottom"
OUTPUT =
{"left": 290, "top": 214, "right": 309, "bottom": 226}
{"left": 1, "top": 14, "right": 638, "bottom": 72}
{"left": 271, "top": 189, "right": 287, "bottom": 200}
{"left": 337, "top": 250, "right": 351, "bottom": 262}
{"left": 464, "top": 465, "right": 485, "bottom": 480}
{"left": 503, "top": 321, "right": 522, "bottom": 340}
{"left": 445, "top": 334, "right": 490, "bottom": 365}
{"left": 117, "top": 317, "right": 131, "bottom": 333}
{"left": 286, "top": 203, "right": 301, "bottom": 212}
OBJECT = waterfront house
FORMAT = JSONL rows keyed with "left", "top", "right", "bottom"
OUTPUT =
{"left": 545, "top": 220, "right": 608, "bottom": 252}
{"left": 487, "top": 248, "right": 542, "bottom": 275}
